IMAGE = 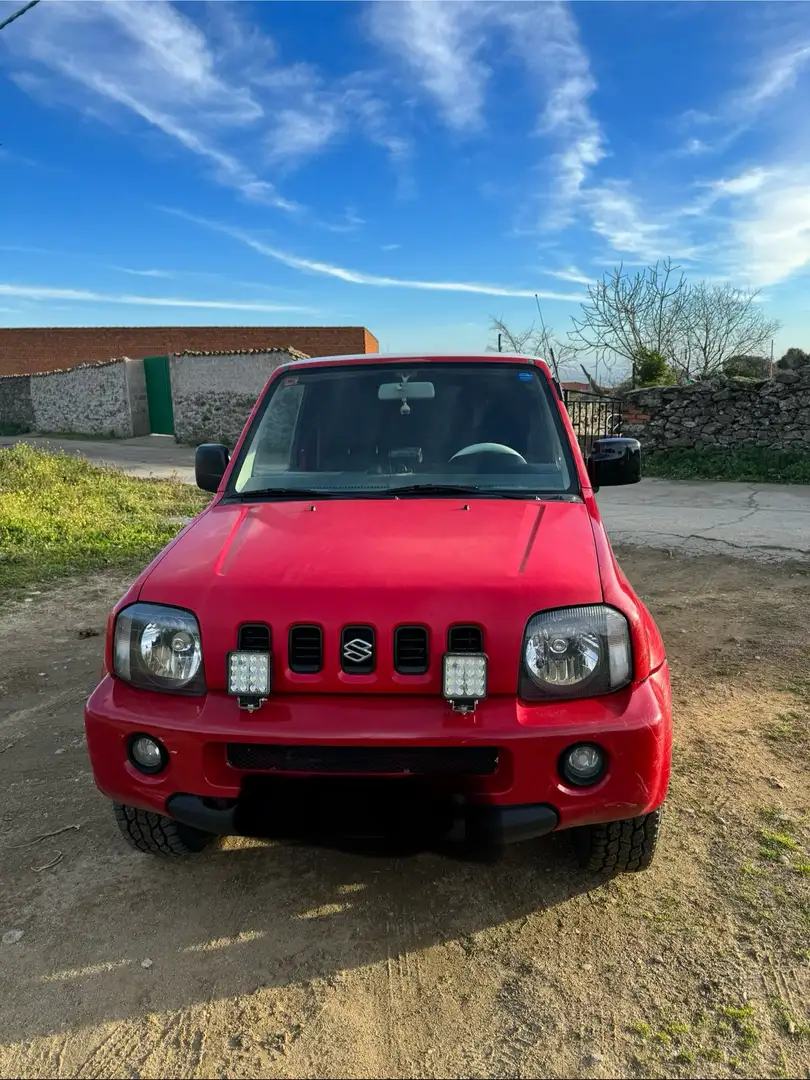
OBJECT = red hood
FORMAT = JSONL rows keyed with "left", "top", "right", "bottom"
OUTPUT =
{"left": 139, "top": 498, "right": 602, "bottom": 695}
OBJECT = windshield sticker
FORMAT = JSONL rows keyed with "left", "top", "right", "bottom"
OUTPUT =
{"left": 282, "top": 376, "right": 299, "bottom": 387}
{"left": 517, "top": 371, "right": 533, "bottom": 381}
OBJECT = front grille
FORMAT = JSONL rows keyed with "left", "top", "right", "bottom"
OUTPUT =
{"left": 238, "top": 623, "right": 271, "bottom": 651}
{"left": 341, "top": 625, "right": 376, "bottom": 674}
{"left": 288, "top": 625, "right": 323, "bottom": 673}
{"left": 394, "top": 626, "right": 429, "bottom": 674}
{"left": 448, "top": 625, "right": 483, "bottom": 652}
{"left": 227, "top": 744, "right": 498, "bottom": 776}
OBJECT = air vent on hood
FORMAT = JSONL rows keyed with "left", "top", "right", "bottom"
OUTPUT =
{"left": 447, "top": 625, "right": 483, "bottom": 653}
{"left": 288, "top": 625, "right": 323, "bottom": 673}
{"left": 394, "top": 626, "right": 429, "bottom": 674}
{"left": 238, "top": 624, "right": 271, "bottom": 651}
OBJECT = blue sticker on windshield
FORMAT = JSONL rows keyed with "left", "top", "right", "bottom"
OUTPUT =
{"left": 517, "top": 371, "right": 533, "bottom": 381}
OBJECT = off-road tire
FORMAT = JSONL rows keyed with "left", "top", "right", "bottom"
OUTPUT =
{"left": 114, "top": 803, "right": 214, "bottom": 856}
{"left": 572, "top": 805, "right": 664, "bottom": 874}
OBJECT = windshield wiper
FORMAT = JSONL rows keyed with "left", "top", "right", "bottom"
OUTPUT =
{"left": 229, "top": 487, "right": 350, "bottom": 500}
{"left": 387, "top": 483, "right": 541, "bottom": 499}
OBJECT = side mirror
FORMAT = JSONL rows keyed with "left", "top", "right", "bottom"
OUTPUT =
{"left": 587, "top": 437, "right": 641, "bottom": 491}
{"left": 195, "top": 443, "right": 230, "bottom": 493}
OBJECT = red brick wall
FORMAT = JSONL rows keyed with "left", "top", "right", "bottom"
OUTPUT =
{"left": 0, "top": 326, "right": 380, "bottom": 377}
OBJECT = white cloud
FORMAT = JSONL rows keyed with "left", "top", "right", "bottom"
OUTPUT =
{"left": 499, "top": 1, "right": 604, "bottom": 212}
{"left": 367, "top": 0, "right": 491, "bottom": 130}
{"left": 2, "top": 0, "right": 297, "bottom": 209}
{"left": 367, "top": 1, "right": 604, "bottom": 222}
{"left": 542, "top": 265, "right": 592, "bottom": 284}
{"left": 0, "top": 283, "right": 317, "bottom": 313}
{"left": 722, "top": 175, "right": 810, "bottom": 286}
{"left": 164, "top": 209, "right": 585, "bottom": 300}
{"left": 111, "top": 266, "right": 175, "bottom": 278}
{"left": 584, "top": 183, "right": 674, "bottom": 262}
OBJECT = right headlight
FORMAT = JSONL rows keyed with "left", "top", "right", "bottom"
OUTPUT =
{"left": 520, "top": 605, "right": 631, "bottom": 700}
{"left": 113, "top": 602, "right": 206, "bottom": 695}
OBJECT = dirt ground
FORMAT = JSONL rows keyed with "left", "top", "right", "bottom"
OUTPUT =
{"left": 0, "top": 549, "right": 808, "bottom": 1080}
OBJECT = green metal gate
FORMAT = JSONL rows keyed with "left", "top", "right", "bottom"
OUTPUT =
{"left": 143, "top": 355, "right": 175, "bottom": 435}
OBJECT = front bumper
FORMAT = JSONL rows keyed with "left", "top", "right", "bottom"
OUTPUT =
{"left": 84, "top": 663, "right": 671, "bottom": 842}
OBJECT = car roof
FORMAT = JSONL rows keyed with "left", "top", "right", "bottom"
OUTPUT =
{"left": 276, "top": 351, "right": 553, "bottom": 375}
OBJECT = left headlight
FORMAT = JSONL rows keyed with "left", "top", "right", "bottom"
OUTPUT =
{"left": 113, "top": 603, "right": 206, "bottom": 695}
{"left": 521, "top": 605, "right": 631, "bottom": 700}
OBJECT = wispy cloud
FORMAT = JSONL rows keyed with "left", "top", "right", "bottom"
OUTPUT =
{"left": 584, "top": 182, "right": 693, "bottom": 263}
{"left": 707, "top": 169, "right": 810, "bottom": 286}
{"left": 541, "top": 265, "right": 592, "bottom": 285}
{"left": 367, "top": 1, "right": 604, "bottom": 220}
{"left": 367, "top": 0, "right": 491, "bottom": 130}
{"left": 1, "top": 0, "right": 295, "bottom": 208}
{"left": 499, "top": 1, "right": 604, "bottom": 218}
{"left": 111, "top": 266, "right": 176, "bottom": 278}
{"left": 164, "top": 209, "right": 584, "bottom": 301}
{"left": 0, "top": 283, "right": 317, "bottom": 313}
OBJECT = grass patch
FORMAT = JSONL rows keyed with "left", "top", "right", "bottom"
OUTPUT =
{"left": 644, "top": 447, "right": 810, "bottom": 484}
{"left": 0, "top": 444, "right": 208, "bottom": 599}
{"left": 760, "top": 709, "right": 810, "bottom": 756}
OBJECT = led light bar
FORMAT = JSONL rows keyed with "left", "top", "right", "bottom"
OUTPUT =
{"left": 442, "top": 652, "right": 488, "bottom": 702}
{"left": 227, "top": 651, "right": 271, "bottom": 697}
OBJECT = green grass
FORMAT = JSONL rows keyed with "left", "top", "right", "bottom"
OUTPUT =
{"left": 0, "top": 444, "right": 208, "bottom": 599}
{"left": 644, "top": 447, "right": 810, "bottom": 484}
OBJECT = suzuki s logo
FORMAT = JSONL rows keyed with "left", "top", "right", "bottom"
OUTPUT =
{"left": 343, "top": 638, "right": 373, "bottom": 664}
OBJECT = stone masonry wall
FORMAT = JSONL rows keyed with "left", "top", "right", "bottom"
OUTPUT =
{"left": 0, "top": 374, "right": 34, "bottom": 431}
{"left": 28, "top": 359, "right": 145, "bottom": 438}
{"left": 622, "top": 358, "right": 810, "bottom": 452}
{"left": 170, "top": 349, "right": 303, "bottom": 445}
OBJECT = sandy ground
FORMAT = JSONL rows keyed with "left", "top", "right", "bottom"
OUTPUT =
{"left": 0, "top": 549, "right": 809, "bottom": 1080}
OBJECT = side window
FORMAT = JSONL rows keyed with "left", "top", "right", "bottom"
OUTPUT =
{"left": 235, "top": 381, "right": 304, "bottom": 488}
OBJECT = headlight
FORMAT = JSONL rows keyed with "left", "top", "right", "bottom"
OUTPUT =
{"left": 521, "top": 605, "right": 631, "bottom": 700}
{"left": 114, "top": 603, "right": 205, "bottom": 695}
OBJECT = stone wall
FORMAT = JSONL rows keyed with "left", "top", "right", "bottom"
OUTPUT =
{"left": 0, "top": 374, "right": 34, "bottom": 432}
{"left": 622, "top": 359, "right": 810, "bottom": 452}
{"left": 11, "top": 358, "right": 150, "bottom": 438}
{"left": 169, "top": 349, "right": 303, "bottom": 445}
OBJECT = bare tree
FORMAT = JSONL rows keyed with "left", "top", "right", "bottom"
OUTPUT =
{"left": 570, "top": 259, "right": 781, "bottom": 382}
{"left": 680, "top": 282, "right": 780, "bottom": 380}
{"left": 570, "top": 260, "right": 690, "bottom": 369}
{"left": 487, "top": 314, "right": 578, "bottom": 381}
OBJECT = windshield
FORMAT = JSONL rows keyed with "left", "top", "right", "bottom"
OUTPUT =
{"left": 230, "top": 362, "right": 575, "bottom": 497}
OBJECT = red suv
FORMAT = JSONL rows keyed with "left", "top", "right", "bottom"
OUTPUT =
{"left": 85, "top": 354, "right": 671, "bottom": 872}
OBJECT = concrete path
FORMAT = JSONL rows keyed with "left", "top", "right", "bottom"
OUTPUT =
{"left": 596, "top": 478, "right": 810, "bottom": 562}
{"left": 3, "top": 435, "right": 809, "bottom": 561}
{"left": 0, "top": 434, "right": 196, "bottom": 485}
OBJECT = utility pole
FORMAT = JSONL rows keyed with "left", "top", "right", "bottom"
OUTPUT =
{"left": 497, "top": 333, "right": 502, "bottom": 353}
{"left": 0, "top": 0, "right": 41, "bottom": 34}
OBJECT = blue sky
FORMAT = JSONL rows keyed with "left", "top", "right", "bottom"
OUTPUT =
{"left": 1, "top": 0, "right": 810, "bottom": 364}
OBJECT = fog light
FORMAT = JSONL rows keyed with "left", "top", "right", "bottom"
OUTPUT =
{"left": 129, "top": 734, "right": 167, "bottom": 774}
{"left": 561, "top": 743, "right": 605, "bottom": 786}
{"left": 442, "top": 653, "right": 487, "bottom": 703}
{"left": 227, "top": 651, "right": 271, "bottom": 697}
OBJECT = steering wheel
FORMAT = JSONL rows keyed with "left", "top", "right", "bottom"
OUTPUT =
{"left": 449, "top": 442, "right": 527, "bottom": 465}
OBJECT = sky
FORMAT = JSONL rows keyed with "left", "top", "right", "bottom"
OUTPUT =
{"left": 1, "top": 0, "right": 810, "bottom": 366}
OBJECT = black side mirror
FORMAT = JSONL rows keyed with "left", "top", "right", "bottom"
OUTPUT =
{"left": 587, "top": 437, "right": 641, "bottom": 491}
{"left": 195, "top": 443, "right": 230, "bottom": 493}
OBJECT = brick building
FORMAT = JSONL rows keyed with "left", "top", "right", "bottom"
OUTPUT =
{"left": 0, "top": 325, "right": 379, "bottom": 377}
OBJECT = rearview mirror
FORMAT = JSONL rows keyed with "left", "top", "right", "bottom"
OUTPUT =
{"left": 587, "top": 437, "right": 641, "bottom": 491}
{"left": 195, "top": 443, "right": 230, "bottom": 493}
{"left": 378, "top": 380, "right": 435, "bottom": 401}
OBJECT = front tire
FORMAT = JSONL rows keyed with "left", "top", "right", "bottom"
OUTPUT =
{"left": 114, "top": 803, "right": 214, "bottom": 856}
{"left": 572, "top": 805, "right": 664, "bottom": 874}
